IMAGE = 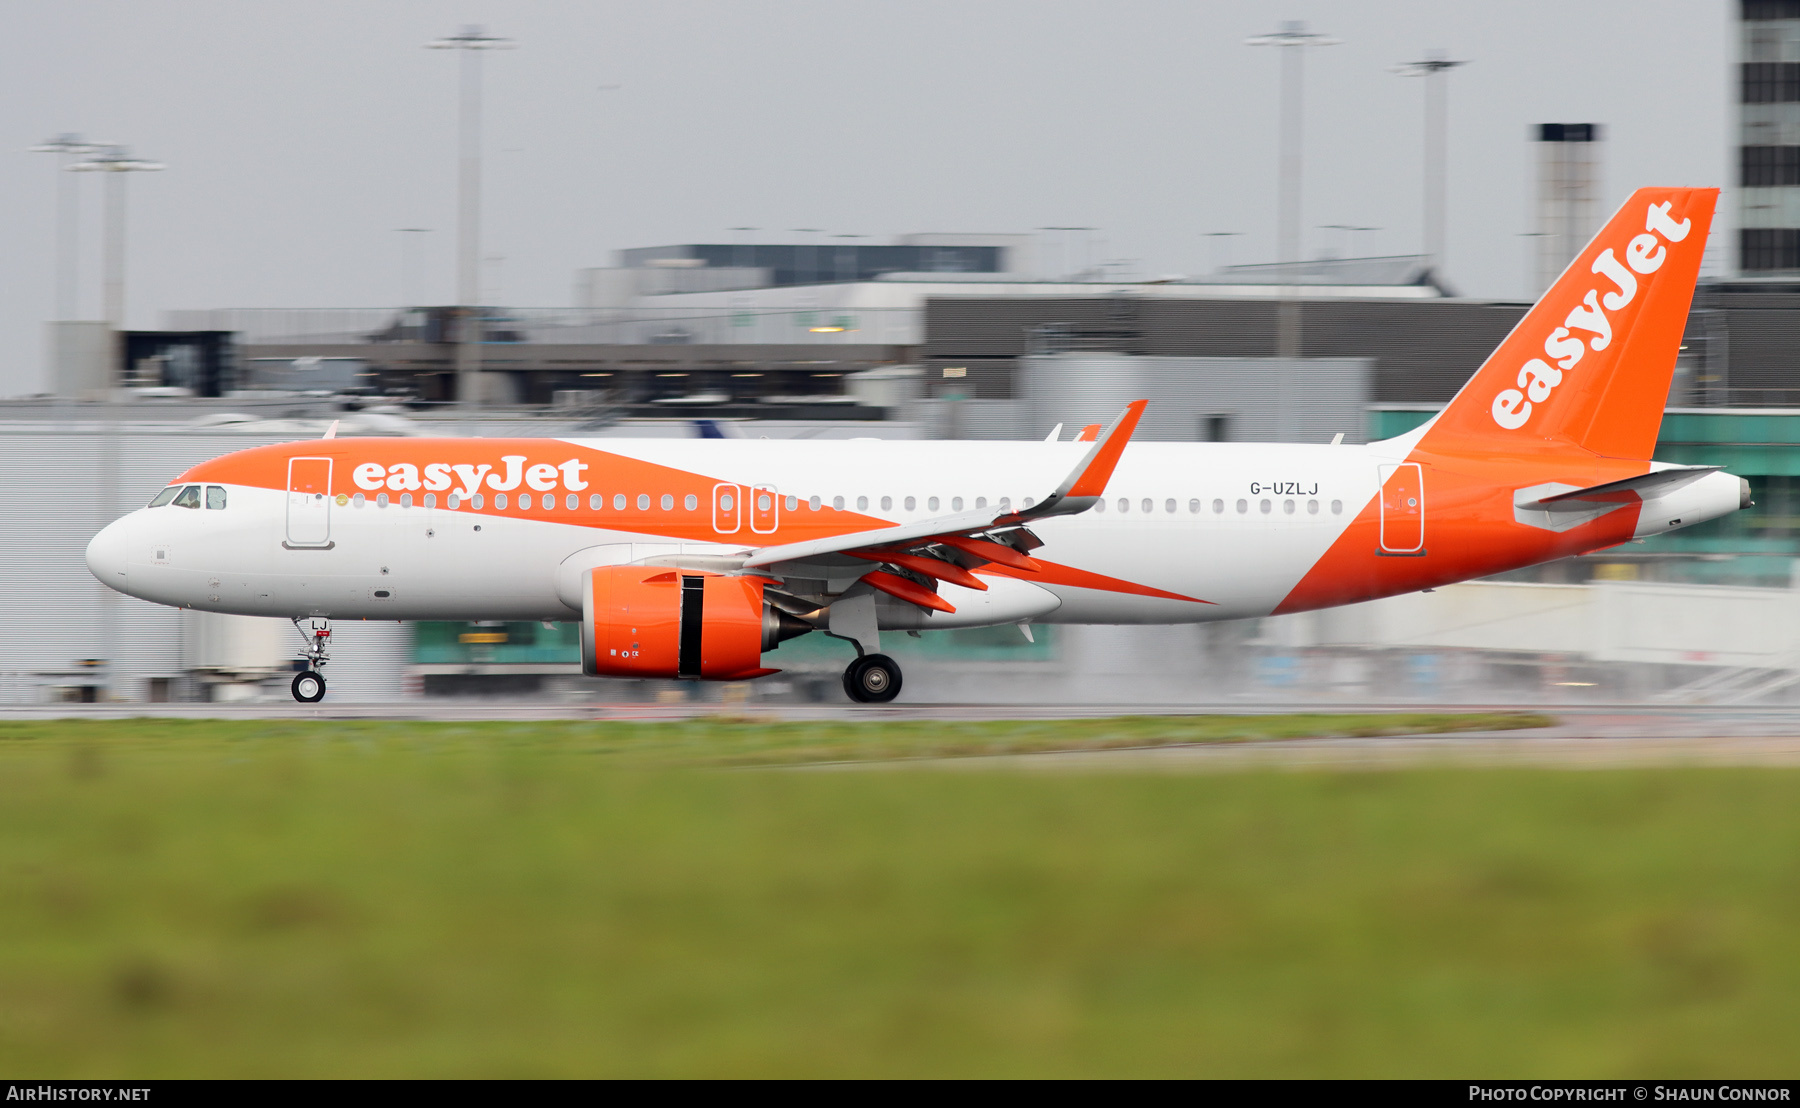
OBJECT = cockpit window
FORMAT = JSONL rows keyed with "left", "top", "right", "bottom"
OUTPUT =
{"left": 206, "top": 486, "right": 227, "bottom": 510}
{"left": 148, "top": 486, "right": 179, "bottom": 508}
{"left": 172, "top": 485, "right": 202, "bottom": 509}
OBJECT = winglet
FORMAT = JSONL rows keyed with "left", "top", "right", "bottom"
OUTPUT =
{"left": 1016, "top": 400, "right": 1147, "bottom": 520}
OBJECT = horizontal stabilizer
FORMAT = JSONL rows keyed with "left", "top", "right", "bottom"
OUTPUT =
{"left": 1516, "top": 466, "right": 1720, "bottom": 511}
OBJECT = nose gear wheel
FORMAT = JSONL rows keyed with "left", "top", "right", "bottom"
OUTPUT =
{"left": 291, "top": 670, "right": 326, "bottom": 703}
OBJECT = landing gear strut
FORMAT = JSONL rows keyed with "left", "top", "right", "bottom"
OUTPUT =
{"left": 843, "top": 653, "right": 902, "bottom": 703}
{"left": 291, "top": 618, "right": 331, "bottom": 703}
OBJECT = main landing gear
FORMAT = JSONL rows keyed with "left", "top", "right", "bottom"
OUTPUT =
{"left": 843, "top": 653, "right": 902, "bottom": 704}
{"left": 290, "top": 618, "right": 332, "bottom": 703}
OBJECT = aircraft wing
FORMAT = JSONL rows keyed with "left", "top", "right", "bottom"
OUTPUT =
{"left": 740, "top": 400, "right": 1148, "bottom": 612}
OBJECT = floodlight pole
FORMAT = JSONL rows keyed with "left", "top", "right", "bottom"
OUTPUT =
{"left": 1247, "top": 19, "right": 1338, "bottom": 405}
{"left": 1246, "top": 22, "right": 1339, "bottom": 273}
{"left": 30, "top": 134, "right": 100, "bottom": 320}
{"left": 428, "top": 24, "right": 515, "bottom": 406}
{"left": 68, "top": 145, "right": 164, "bottom": 339}
{"left": 1394, "top": 51, "right": 1468, "bottom": 276}
{"left": 66, "top": 142, "right": 157, "bottom": 706}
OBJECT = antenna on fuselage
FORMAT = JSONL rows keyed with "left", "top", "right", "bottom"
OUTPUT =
{"left": 323, "top": 420, "right": 339, "bottom": 440}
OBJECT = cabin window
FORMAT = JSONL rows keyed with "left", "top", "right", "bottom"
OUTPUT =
{"left": 856, "top": 496, "right": 868, "bottom": 511}
{"left": 1211, "top": 499, "right": 1222, "bottom": 513}
{"left": 785, "top": 495, "right": 798, "bottom": 511}
{"left": 613, "top": 494, "right": 626, "bottom": 511}
{"left": 975, "top": 497, "right": 987, "bottom": 509}
{"left": 353, "top": 493, "right": 366, "bottom": 508}
{"left": 637, "top": 494, "right": 650, "bottom": 511}
{"left": 1166, "top": 499, "right": 1177, "bottom": 514}
{"left": 1142, "top": 499, "right": 1153, "bottom": 514}
{"left": 494, "top": 493, "right": 508, "bottom": 509}
{"left": 809, "top": 495, "right": 821, "bottom": 510}
{"left": 881, "top": 496, "right": 892, "bottom": 511}
{"left": 173, "top": 485, "right": 202, "bottom": 510}
{"left": 377, "top": 492, "right": 390, "bottom": 508}
{"left": 1022, "top": 497, "right": 1034, "bottom": 508}
{"left": 590, "top": 494, "right": 602, "bottom": 510}
{"left": 448, "top": 494, "right": 461, "bottom": 509}
{"left": 1331, "top": 500, "right": 1343, "bottom": 514}
{"left": 401, "top": 493, "right": 413, "bottom": 509}
{"left": 999, "top": 497, "right": 1011, "bottom": 511}
{"left": 928, "top": 497, "right": 940, "bottom": 511}
{"left": 1260, "top": 499, "right": 1271, "bottom": 514}
{"left": 904, "top": 496, "right": 916, "bottom": 511}
{"left": 1284, "top": 499, "right": 1295, "bottom": 514}
{"left": 1117, "top": 498, "right": 1129, "bottom": 513}
{"left": 471, "top": 494, "right": 485, "bottom": 509}
{"left": 662, "top": 494, "right": 675, "bottom": 511}
{"left": 952, "top": 497, "right": 964, "bottom": 511}
{"left": 424, "top": 493, "right": 436, "bottom": 508}
{"left": 833, "top": 496, "right": 845, "bottom": 510}
{"left": 149, "top": 487, "right": 180, "bottom": 508}
{"left": 1236, "top": 499, "right": 1248, "bottom": 514}
{"left": 1308, "top": 499, "right": 1319, "bottom": 515}
{"left": 1094, "top": 499, "right": 1106, "bottom": 513}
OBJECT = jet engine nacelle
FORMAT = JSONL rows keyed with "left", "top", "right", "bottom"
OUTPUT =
{"left": 580, "top": 566, "right": 810, "bottom": 680}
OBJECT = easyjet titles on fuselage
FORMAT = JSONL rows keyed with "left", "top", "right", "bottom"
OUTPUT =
{"left": 351, "top": 455, "right": 590, "bottom": 499}
{"left": 1490, "top": 200, "right": 1694, "bottom": 431}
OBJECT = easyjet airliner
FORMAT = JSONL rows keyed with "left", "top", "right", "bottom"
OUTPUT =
{"left": 87, "top": 187, "right": 1746, "bottom": 703}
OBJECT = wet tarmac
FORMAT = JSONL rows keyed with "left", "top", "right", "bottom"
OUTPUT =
{"left": 8, "top": 701, "right": 1800, "bottom": 767}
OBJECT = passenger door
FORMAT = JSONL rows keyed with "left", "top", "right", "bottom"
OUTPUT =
{"left": 286, "top": 457, "right": 333, "bottom": 547}
{"left": 1378, "top": 462, "right": 1424, "bottom": 554}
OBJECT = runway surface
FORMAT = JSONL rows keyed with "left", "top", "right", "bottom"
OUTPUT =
{"left": 9, "top": 701, "right": 1800, "bottom": 768}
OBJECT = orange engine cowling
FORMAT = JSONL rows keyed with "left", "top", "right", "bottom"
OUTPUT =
{"left": 580, "top": 566, "right": 811, "bottom": 681}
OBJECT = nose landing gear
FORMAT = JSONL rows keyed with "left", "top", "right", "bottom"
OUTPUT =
{"left": 290, "top": 618, "right": 332, "bottom": 703}
{"left": 843, "top": 653, "right": 902, "bottom": 703}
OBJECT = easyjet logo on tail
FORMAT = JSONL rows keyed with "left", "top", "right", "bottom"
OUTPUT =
{"left": 1490, "top": 201, "right": 1692, "bottom": 430}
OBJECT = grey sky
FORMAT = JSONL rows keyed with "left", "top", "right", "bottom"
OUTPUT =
{"left": 0, "top": 1, "right": 1729, "bottom": 395}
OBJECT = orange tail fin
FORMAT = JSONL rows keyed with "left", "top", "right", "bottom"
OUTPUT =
{"left": 1424, "top": 187, "right": 1716, "bottom": 460}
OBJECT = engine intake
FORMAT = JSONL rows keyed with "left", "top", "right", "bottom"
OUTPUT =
{"left": 580, "top": 566, "right": 811, "bottom": 680}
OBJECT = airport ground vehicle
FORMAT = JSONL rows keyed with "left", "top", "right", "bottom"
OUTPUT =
{"left": 87, "top": 188, "right": 1745, "bottom": 702}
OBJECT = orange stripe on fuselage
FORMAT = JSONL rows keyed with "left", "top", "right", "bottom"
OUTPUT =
{"left": 1272, "top": 447, "right": 1646, "bottom": 616}
{"left": 176, "top": 438, "right": 893, "bottom": 546}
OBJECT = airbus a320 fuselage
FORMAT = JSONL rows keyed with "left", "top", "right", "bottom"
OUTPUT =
{"left": 87, "top": 187, "right": 1745, "bottom": 702}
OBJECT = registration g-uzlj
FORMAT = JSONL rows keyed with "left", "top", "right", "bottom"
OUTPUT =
{"left": 88, "top": 188, "right": 1747, "bottom": 703}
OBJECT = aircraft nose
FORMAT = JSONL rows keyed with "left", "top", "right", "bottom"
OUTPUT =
{"left": 86, "top": 516, "right": 133, "bottom": 594}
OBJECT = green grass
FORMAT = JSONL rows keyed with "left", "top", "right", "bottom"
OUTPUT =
{"left": 0, "top": 716, "right": 1795, "bottom": 1077}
